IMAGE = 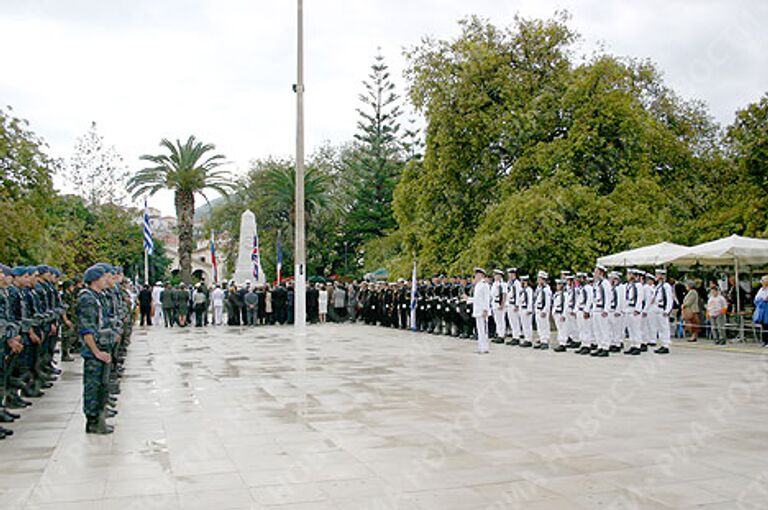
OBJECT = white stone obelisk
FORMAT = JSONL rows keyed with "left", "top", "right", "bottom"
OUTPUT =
{"left": 232, "top": 209, "right": 257, "bottom": 286}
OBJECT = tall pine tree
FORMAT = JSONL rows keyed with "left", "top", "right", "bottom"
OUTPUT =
{"left": 344, "top": 52, "right": 409, "bottom": 270}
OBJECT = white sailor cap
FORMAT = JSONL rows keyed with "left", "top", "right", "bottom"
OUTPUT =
{"left": 565, "top": 274, "right": 575, "bottom": 280}
{"left": 506, "top": 267, "right": 518, "bottom": 273}
{"left": 537, "top": 270, "right": 548, "bottom": 280}
{"left": 609, "top": 271, "right": 621, "bottom": 279}
{"left": 645, "top": 272, "right": 655, "bottom": 279}
{"left": 555, "top": 278, "right": 564, "bottom": 284}
{"left": 493, "top": 269, "right": 504, "bottom": 276}
{"left": 560, "top": 270, "right": 571, "bottom": 275}
{"left": 576, "top": 272, "right": 588, "bottom": 278}
{"left": 655, "top": 268, "right": 667, "bottom": 275}
{"left": 595, "top": 263, "right": 607, "bottom": 273}
{"left": 474, "top": 267, "right": 486, "bottom": 275}
{"left": 520, "top": 275, "right": 530, "bottom": 281}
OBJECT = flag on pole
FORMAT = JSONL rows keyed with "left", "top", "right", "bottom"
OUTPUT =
{"left": 143, "top": 199, "right": 154, "bottom": 255}
{"left": 251, "top": 224, "right": 266, "bottom": 285}
{"left": 276, "top": 231, "right": 283, "bottom": 284}
{"left": 410, "top": 259, "right": 418, "bottom": 332}
{"left": 210, "top": 230, "right": 218, "bottom": 284}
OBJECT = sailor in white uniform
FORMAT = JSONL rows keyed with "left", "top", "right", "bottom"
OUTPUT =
{"left": 608, "top": 271, "right": 625, "bottom": 352}
{"left": 471, "top": 268, "right": 491, "bottom": 354}
{"left": 642, "top": 272, "right": 656, "bottom": 350}
{"left": 505, "top": 268, "right": 523, "bottom": 346}
{"left": 590, "top": 265, "right": 612, "bottom": 357}
{"left": 552, "top": 278, "right": 568, "bottom": 352}
{"left": 576, "top": 273, "right": 595, "bottom": 355}
{"left": 490, "top": 269, "right": 507, "bottom": 343}
{"left": 518, "top": 275, "right": 534, "bottom": 347}
{"left": 623, "top": 269, "right": 644, "bottom": 355}
{"left": 651, "top": 268, "right": 674, "bottom": 354}
{"left": 534, "top": 271, "right": 552, "bottom": 349}
{"left": 152, "top": 281, "right": 164, "bottom": 326}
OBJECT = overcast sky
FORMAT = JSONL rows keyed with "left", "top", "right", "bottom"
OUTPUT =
{"left": 1, "top": 0, "right": 766, "bottom": 215}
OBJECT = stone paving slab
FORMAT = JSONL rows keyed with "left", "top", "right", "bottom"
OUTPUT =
{"left": 1, "top": 323, "right": 767, "bottom": 509}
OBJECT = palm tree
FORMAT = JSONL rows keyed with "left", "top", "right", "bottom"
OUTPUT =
{"left": 261, "top": 162, "right": 332, "bottom": 224}
{"left": 127, "top": 136, "right": 234, "bottom": 283}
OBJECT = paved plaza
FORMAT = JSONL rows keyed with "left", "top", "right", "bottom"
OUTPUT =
{"left": 1, "top": 324, "right": 767, "bottom": 510}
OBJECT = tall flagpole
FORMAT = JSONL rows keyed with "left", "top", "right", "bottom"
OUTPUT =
{"left": 294, "top": 0, "right": 306, "bottom": 332}
{"left": 144, "top": 248, "right": 149, "bottom": 286}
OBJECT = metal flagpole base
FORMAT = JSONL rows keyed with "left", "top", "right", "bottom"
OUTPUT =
{"left": 294, "top": 263, "right": 306, "bottom": 334}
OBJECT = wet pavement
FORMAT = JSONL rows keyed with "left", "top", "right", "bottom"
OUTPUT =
{"left": 1, "top": 323, "right": 767, "bottom": 509}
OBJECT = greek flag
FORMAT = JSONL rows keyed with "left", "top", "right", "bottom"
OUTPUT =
{"left": 143, "top": 199, "right": 154, "bottom": 255}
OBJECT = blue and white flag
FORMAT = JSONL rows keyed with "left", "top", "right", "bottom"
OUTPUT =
{"left": 143, "top": 199, "right": 154, "bottom": 255}
{"left": 410, "top": 259, "right": 418, "bottom": 332}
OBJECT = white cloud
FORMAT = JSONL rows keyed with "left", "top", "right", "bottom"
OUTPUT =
{"left": 1, "top": 0, "right": 766, "bottom": 215}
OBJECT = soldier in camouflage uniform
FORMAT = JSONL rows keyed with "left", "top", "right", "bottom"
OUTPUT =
{"left": 0, "top": 264, "right": 23, "bottom": 439}
{"left": 78, "top": 264, "right": 114, "bottom": 434}
{"left": 61, "top": 278, "right": 83, "bottom": 362}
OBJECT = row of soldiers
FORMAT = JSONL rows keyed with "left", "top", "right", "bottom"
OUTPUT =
{"left": 356, "top": 265, "right": 675, "bottom": 357}
{"left": 0, "top": 263, "right": 133, "bottom": 438}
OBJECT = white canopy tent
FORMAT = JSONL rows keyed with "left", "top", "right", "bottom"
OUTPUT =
{"left": 597, "top": 242, "right": 690, "bottom": 268}
{"left": 665, "top": 235, "right": 768, "bottom": 337}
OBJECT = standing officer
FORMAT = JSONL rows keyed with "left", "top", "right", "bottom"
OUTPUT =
{"left": 651, "top": 269, "right": 673, "bottom": 354}
{"left": 78, "top": 265, "right": 114, "bottom": 434}
{"left": 490, "top": 270, "right": 507, "bottom": 343}
{"left": 591, "top": 265, "right": 611, "bottom": 357}
{"left": 518, "top": 275, "right": 534, "bottom": 348}
{"left": 533, "top": 271, "right": 552, "bottom": 349}
{"left": 623, "top": 269, "right": 644, "bottom": 355}
{"left": 575, "top": 273, "right": 594, "bottom": 355}
{"left": 471, "top": 268, "right": 491, "bottom": 354}
{"left": 505, "top": 268, "right": 522, "bottom": 346}
{"left": 552, "top": 278, "right": 568, "bottom": 352}
{"left": 0, "top": 264, "right": 23, "bottom": 438}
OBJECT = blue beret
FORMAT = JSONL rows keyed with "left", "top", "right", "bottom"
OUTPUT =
{"left": 84, "top": 265, "right": 106, "bottom": 283}
{"left": 37, "top": 265, "right": 50, "bottom": 274}
{"left": 0, "top": 264, "right": 11, "bottom": 274}
{"left": 115, "top": 266, "right": 123, "bottom": 273}
{"left": 11, "top": 266, "right": 27, "bottom": 277}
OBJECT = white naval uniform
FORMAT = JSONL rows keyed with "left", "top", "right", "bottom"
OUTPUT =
{"left": 577, "top": 284, "right": 594, "bottom": 346}
{"left": 505, "top": 279, "right": 523, "bottom": 340}
{"left": 211, "top": 287, "right": 225, "bottom": 325}
{"left": 592, "top": 278, "right": 612, "bottom": 350}
{"left": 609, "top": 282, "right": 625, "bottom": 347}
{"left": 152, "top": 285, "right": 163, "bottom": 325}
{"left": 490, "top": 280, "right": 507, "bottom": 338}
{"left": 565, "top": 284, "right": 578, "bottom": 342}
{"left": 624, "top": 281, "right": 644, "bottom": 347}
{"left": 519, "top": 285, "right": 534, "bottom": 341}
{"left": 651, "top": 281, "right": 674, "bottom": 348}
{"left": 642, "top": 283, "right": 656, "bottom": 345}
{"left": 552, "top": 288, "right": 567, "bottom": 344}
{"left": 472, "top": 280, "right": 491, "bottom": 353}
{"left": 534, "top": 284, "right": 552, "bottom": 344}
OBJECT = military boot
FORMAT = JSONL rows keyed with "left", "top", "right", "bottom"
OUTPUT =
{"left": 85, "top": 415, "right": 113, "bottom": 435}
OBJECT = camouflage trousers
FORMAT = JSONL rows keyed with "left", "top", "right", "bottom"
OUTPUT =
{"left": 83, "top": 358, "right": 110, "bottom": 417}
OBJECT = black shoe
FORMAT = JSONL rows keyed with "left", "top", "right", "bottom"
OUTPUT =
{"left": 492, "top": 337, "right": 505, "bottom": 344}
{"left": 0, "top": 426, "right": 13, "bottom": 437}
{"left": 554, "top": 345, "right": 566, "bottom": 352}
{"left": 85, "top": 417, "right": 113, "bottom": 435}
{"left": 591, "top": 349, "right": 608, "bottom": 357}
{"left": 5, "top": 395, "right": 31, "bottom": 408}
{"left": 539, "top": 343, "right": 549, "bottom": 350}
{"left": 631, "top": 347, "right": 641, "bottom": 355}
{"left": 640, "top": 344, "right": 648, "bottom": 352}
{"left": 578, "top": 346, "right": 591, "bottom": 355}
{"left": 106, "top": 408, "right": 118, "bottom": 418}
{"left": 2, "top": 410, "right": 20, "bottom": 420}
{"left": 520, "top": 341, "right": 533, "bottom": 348}
{"left": 590, "top": 344, "right": 598, "bottom": 351}
{"left": 41, "top": 381, "right": 54, "bottom": 389}
{"left": 22, "top": 387, "right": 44, "bottom": 398}
{"left": 609, "top": 346, "right": 621, "bottom": 353}
{"left": 654, "top": 346, "right": 669, "bottom": 354}
{"left": 569, "top": 341, "right": 582, "bottom": 349}
{"left": 532, "top": 343, "right": 541, "bottom": 349}
{"left": 623, "top": 347, "right": 636, "bottom": 355}
{"left": 506, "top": 339, "right": 520, "bottom": 346}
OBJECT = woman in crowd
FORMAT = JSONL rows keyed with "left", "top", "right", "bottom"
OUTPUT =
{"left": 754, "top": 275, "right": 768, "bottom": 347}
{"left": 265, "top": 284, "right": 274, "bottom": 325}
{"left": 318, "top": 283, "right": 329, "bottom": 324}
{"left": 707, "top": 287, "right": 728, "bottom": 345}
{"left": 682, "top": 280, "right": 700, "bottom": 342}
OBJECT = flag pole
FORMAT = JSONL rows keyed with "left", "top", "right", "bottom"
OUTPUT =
{"left": 144, "top": 246, "right": 149, "bottom": 286}
{"left": 294, "top": 0, "right": 307, "bottom": 332}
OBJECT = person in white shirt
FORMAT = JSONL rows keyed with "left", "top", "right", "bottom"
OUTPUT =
{"left": 490, "top": 269, "right": 507, "bottom": 343}
{"left": 471, "top": 268, "right": 491, "bottom": 354}
{"left": 552, "top": 278, "right": 568, "bottom": 351}
{"left": 576, "top": 273, "right": 594, "bottom": 355}
{"left": 534, "top": 271, "right": 552, "bottom": 349}
{"left": 211, "top": 284, "right": 225, "bottom": 325}
{"left": 651, "top": 268, "right": 674, "bottom": 354}
{"left": 505, "top": 268, "right": 523, "bottom": 346}
{"left": 623, "top": 269, "right": 645, "bottom": 355}
{"left": 641, "top": 272, "right": 656, "bottom": 350}
{"left": 518, "top": 275, "right": 534, "bottom": 347}
{"left": 152, "top": 281, "right": 164, "bottom": 326}
{"left": 564, "top": 274, "right": 580, "bottom": 349}
{"left": 608, "top": 271, "right": 625, "bottom": 352}
{"left": 706, "top": 287, "right": 728, "bottom": 345}
{"left": 590, "top": 265, "right": 612, "bottom": 357}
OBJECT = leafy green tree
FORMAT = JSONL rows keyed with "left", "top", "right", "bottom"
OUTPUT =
{"left": 63, "top": 121, "right": 130, "bottom": 206}
{"left": 727, "top": 93, "right": 768, "bottom": 189}
{"left": 127, "top": 136, "right": 234, "bottom": 283}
